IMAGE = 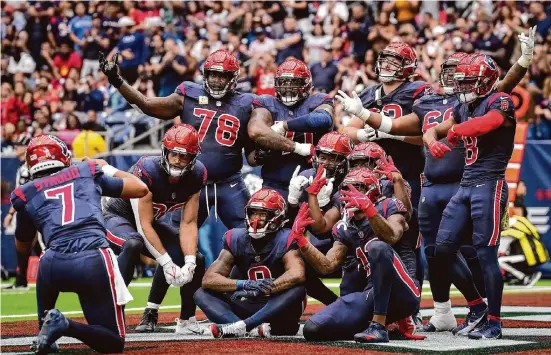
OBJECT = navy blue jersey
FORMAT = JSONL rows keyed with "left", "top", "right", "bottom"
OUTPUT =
{"left": 105, "top": 156, "right": 206, "bottom": 223}
{"left": 359, "top": 81, "right": 430, "bottom": 180}
{"left": 413, "top": 94, "right": 465, "bottom": 184}
{"left": 252, "top": 94, "right": 334, "bottom": 187}
{"left": 334, "top": 197, "right": 409, "bottom": 288}
{"left": 223, "top": 228, "right": 297, "bottom": 280}
{"left": 10, "top": 162, "right": 124, "bottom": 253}
{"left": 453, "top": 92, "right": 516, "bottom": 186}
{"left": 175, "top": 82, "right": 256, "bottom": 182}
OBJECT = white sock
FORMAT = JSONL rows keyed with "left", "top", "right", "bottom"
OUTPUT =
{"left": 147, "top": 302, "right": 160, "bottom": 310}
{"left": 434, "top": 300, "right": 452, "bottom": 314}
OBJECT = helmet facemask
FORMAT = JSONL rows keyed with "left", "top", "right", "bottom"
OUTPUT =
{"left": 203, "top": 68, "right": 238, "bottom": 99}
{"left": 161, "top": 147, "right": 197, "bottom": 180}
{"left": 376, "top": 53, "right": 407, "bottom": 83}
{"left": 315, "top": 150, "right": 347, "bottom": 179}
{"left": 245, "top": 206, "right": 284, "bottom": 239}
{"left": 440, "top": 64, "right": 457, "bottom": 95}
{"left": 275, "top": 76, "right": 310, "bottom": 106}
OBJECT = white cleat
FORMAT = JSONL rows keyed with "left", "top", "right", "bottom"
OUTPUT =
{"left": 174, "top": 317, "right": 205, "bottom": 335}
{"left": 248, "top": 323, "right": 271, "bottom": 338}
{"left": 210, "top": 321, "right": 247, "bottom": 338}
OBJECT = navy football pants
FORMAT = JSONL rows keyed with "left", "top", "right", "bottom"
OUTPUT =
{"left": 37, "top": 248, "right": 125, "bottom": 353}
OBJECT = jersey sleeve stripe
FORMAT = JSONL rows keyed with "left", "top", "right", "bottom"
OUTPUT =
{"left": 106, "top": 230, "right": 125, "bottom": 247}
{"left": 176, "top": 83, "right": 185, "bottom": 96}
{"left": 202, "top": 166, "right": 208, "bottom": 185}
{"left": 412, "top": 84, "right": 429, "bottom": 99}
{"left": 225, "top": 229, "right": 233, "bottom": 253}
{"left": 88, "top": 161, "right": 96, "bottom": 176}
{"left": 252, "top": 98, "right": 265, "bottom": 108}
{"left": 13, "top": 187, "right": 27, "bottom": 202}
{"left": 382, "top": 198, "right": 390, "bottom": 218}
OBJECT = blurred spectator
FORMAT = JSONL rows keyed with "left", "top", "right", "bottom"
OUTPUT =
{"left": 80, "top": 15, "right": 110, "bottom": 79}
{"left": 368, "top": 12, "right": 396, "bottom": 53}
{"left": 6, "top": 33, "right": 36, "bottom": 75}
{"left": 383, "top": 0, "right": 421, "bottom": 27}
{"left": 54, "top": 41, "right": 82, "bottom": 78}
{"left": 112, "top": 16, "right": 146, "bottom": 84}
{"left": 315, "top": 0, "right": 349, "bottom": 36}
{"left": 347, "top": 3, "right": 372, "bottom": 62}
{"left": 336, "top": 55, "right": 369, "bottom": 95}
{"left": 360, "top": 49, "right": 379, "bottom": 84}
{"left": 249, "top": 28, "right": 276, "bottom": 59}
{"left": 1, "top": 123, "right": 16, "bottom": 152}
{"left": 31, "top": 108, "right": 54, "bottom": 136}
{"left": 472, "top": 20, "right": 507, "bottom": 69}
{"left": 72, "top": 127, "right": 107, "bottom": 159}
{"left": 227, "top": 31, "right": 250, "bottom": 63}
{"left": 529, "top": 2, "right": 551, "bottom": 38}
{"left": 276, "top": 17, "right": 304, "bottom": 64}
{"left": 83, "top": 110, "right": 106, "bottom": 133}
{"left": 81, "top": 78, "right": 105, "bottom": 112}
{"left": 68, "top": 2, "right": 92, "bottom": 53}
{"left": 47, "top": 2, "right": 72, "bottom": 49}
{"left": 311, "top": 46, "right": 339, "bottom": 94}
{"left": 153, "top": 38, "right": 188, "bottom": 97}
{"left": 25, "top": 3, "right": 50, "bottom": 60}
{"left": 57, "top": 113, "right": 82, "bottom": 149}
{"left": 1, "top": 82, "right": 30, "bottom": 126}
{"left": 304, "top": 22, "right": 332, "bottom": 64}
{"left": 250, "top": 53, "right": 277, "bottom": 96}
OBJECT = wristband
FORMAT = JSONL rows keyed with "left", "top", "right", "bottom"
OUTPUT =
{"left": 184, "top": 255, "right": 196, "bottom": 264}
{"left": 364, "top": 203, "right": 378, "bottom": 218}
{"left": 236, "top": 280, "right": 245, "bottom": 290}
{"left": 358, "top": 108, "right": 371, "bottom": 122}
{"left": 357, "top": 129, "right": 369, "bottom": 142}
{"left": 378, "top": 114, "right": 393, "bottom": 133}
{"left": 156, "top": 253, "right": 172, "bottom": 267}
{"left": 110, "top": 74, "right": 124, "bottom": 89}
{"left": 293, "top": 232, "right": 309, "bottom": 248}
{"left": 101, "top": 164, "right": 119, "bottom": 177}
{"left": 517, "top": 56, "right": 531, "bottom": 68}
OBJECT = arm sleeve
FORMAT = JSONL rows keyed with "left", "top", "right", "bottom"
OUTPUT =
{"left": 286, "top": 109, "right": 333, "bottom": 132}
{"left": 453, "top": 110, "right": 505, "bottom": 137}
{"left": 14, "top": 208, "right": 38, "bottom": 241}
{"left": 97, "top": 175, "right": 124, "bottom": 198}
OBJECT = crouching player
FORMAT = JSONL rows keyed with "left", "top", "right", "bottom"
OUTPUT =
{"left": 11, "top": 135, "right": 149, "bottom": 354}
{"left": 194, "top": 189, "right": 306, "bottom": 338}
{"left": 294, "top": 168, "right": 422, "bottom": 342}
{"left": 102, "top": 124, "right": 206, "bottom": 334}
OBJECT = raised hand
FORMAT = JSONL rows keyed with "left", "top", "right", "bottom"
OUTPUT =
{"left": 288, "top": 165, "right": 310, "bottom": 205}
{"left": 290, "top": 203, "right": 315, "bottom": 247}
{"left": 99, "top": 52, "right": 124, "bottom": 88}
{"left": 306, "top": 165, "right": 328, "bottom": 195}
{"left": 335, "top": 90, "right": 370, "bottom": 122}
{"left": 339, "top": 184, "right": 378, "bottom": 217}
{"left": 375, "top": 155, "right": 400, "bottom": 181}
{"left": 518, "top": 26, "right": 536, "bottom": 68}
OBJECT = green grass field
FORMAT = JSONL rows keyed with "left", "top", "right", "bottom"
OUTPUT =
{"left": 0, "top": 278, "right": 343, "bottom": 322}
{"left": 2, "top": 278, "right": 550, "bottom": 322}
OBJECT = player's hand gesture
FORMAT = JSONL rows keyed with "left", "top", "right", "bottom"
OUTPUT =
{"left": 339, "top": 184, "right": 377, "bottom": 217}
{"left": 288, "top": 165, "right": 311, "bottom": 205}
{"left": 232, "top": 279, "right": 274, "bottom": 300}
{"left": 427, "top": 140, "right": 452, "bottom": 159}
{"left": 291, "top": 203, "right": 314, "bottom": 248}
{"left": 446, "top": 125, "right": 460, "bottom": 147}
{"left": 306, "top": 165, "right": 328, "bottom": 195}
{"left": 99, "top": 52, "right": 124, "bottom": 88}
{"left": 335, "top": 90, "right": 371, "bottom": 122}
{"left": 161, "top": 259, "right": 184, "bottom": 286}
{"left": 375, "top": 155, "right": 401, "bottom": 181}
{"left": 317, "top": 177, "right": 334, "bottom": 208}
{"left": 518, "top": 26, "right": 536, "bottom": 68}
{"left": 180, "top": 256, "right": 197, "bottom": 285}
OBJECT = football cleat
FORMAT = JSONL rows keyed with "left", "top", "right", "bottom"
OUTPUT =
{"left": 423, "top": 309, "right": 457, "bottom": 332}
{"left": 467, "top": 320, "right": 502, "bottom": 340}
{"left": 354, "top": 321, "right": 389, "bottom": 344}
{"left": 34, "top": 309, "right": 68, "bottom": 355}
{"left": 248, "top": 323, "right": 271, "bottom": 338}
{"left": 175, "top": 317, "right": 204, "bottom": 335}
{"left": 412, "top": 312, "right": 424, "bottom": 331}
{"left": 2, "top": 282, "right": 30, "bottom": 291}
{"left": 135, "top": 308, "right": 158, "bottom": 333}
{"left": 452, "top": 307, "right": 488, "bottom": 336}
{"left": 210, "top": 321, "right": 247, "bottom": 338}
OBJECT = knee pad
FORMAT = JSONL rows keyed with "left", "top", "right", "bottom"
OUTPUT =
{"left": 123, "top": 238, "right": 143, "bottom": 254}
{"left": 459, "top": 245, "right": 478, "bottom": 260}
{"left": 424, "top": 245, "right": 436, "bottom": 259}
{"left": 302, "top": 320, "right": 323, "bottom": 341}
{"left": 435, "top": 243, "right": 458, "bottom": 258}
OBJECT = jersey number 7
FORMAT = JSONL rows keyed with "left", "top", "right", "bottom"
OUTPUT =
{"left": 194, "top": 108, "right": 240, "bottom": 147}
{"left": 44, "top": 183, "right": 75, "bottom": 225}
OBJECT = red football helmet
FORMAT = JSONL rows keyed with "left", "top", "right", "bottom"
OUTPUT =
{"left": 376, "top": 41, "right": 417, "bottom": 82}
{"left": 440, "top": 52, "right": 468, "bottom": 95}
{"left": 340, "top": 168, "right": 383, "bottom": 204}
{"left": 26, "top": 135, "right": 72, "bottom": 178}
{"left": 453, "top": 53, "right": 499, "bottom": 104}
{"left": 202, "top": 49, "right": 240, "bottom": 99}
{"left": 347, "top": 142, "right": 386, "bottom": 171}
{"left": 245, "top": 188, "right": 287, "bottom": 239}
{"left": 314, "top": 132, "right": 354, "bottom": 179}
{"left": 274, "top": 58, "right": 312, "bottom": 106}
{"left": 161, "top": 124, "right": 201, "bottom": 179}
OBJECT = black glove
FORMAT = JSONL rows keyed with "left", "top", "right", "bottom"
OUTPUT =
{"left": 254, "top": 148, "right": 274, "bottom": 165}
{"left": 231, "top": 289, "right": 261, "bottom": 301}
{"left": 99, "top": 52, "right": 124, "bottom": 88}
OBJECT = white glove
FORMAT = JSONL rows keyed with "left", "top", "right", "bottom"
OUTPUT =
{"left": 157, "top": 253, "right": 185, "bottom": 286}
{"left": 335, "top": 90, "right": 371, "bottom": 122}
{"left": 317, "top": 178, "right": 334, "bottom": 208}
{"left": 518, "top": 26, "right": 536, "bottom": 68}
{"left": 271, "top": 121, "right": 287, "bottom": 136}
{"left": 293, "top": 142, "right": 313, "bottom": 157}
{"left": 288, "top": 165, "right": 311, "bottom": 205}
{"left": 357, "top": 126, "right": 404, "bottom": 142}
{"left": 180, "top": 255, "right": 196, "bottom": 286}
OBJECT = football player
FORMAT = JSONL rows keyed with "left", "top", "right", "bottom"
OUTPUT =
{"left": 248, "top": 58, "right": 334, "bottom": 200}
{"left": 423, "top": 53, "right": 518, "bottom": 339}
{"left": 194, "top": 189, "right": 306, "bottom": 338}
{"left": 287, "top": 131, "right": 354, "bottom": 304}
{"left": 103, "top": 124, "right": 207, "bottom": 334}
{"left": 295, "top": 169, "right": 420, "bottom": 342}
{"left": 100, "top": 49, "right": 257, "bottom": 328}
{"left": 339, "top": 27, "right": 535, "bottom": 333}
{"left": 11, "top": 135, "right": 148, "bottom": 354}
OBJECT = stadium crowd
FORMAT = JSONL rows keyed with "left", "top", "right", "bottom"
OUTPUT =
{"left": 1, "top": 0, "right": 551, "bottom": 153}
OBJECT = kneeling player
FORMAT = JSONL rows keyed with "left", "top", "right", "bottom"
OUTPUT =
{"left": 194, "top": 189, "right": 306, "bottom": 338}
{"left": 11, "top": 135, "right": 149, "bottom": 353}
{"left": 103, "top": 124, "right": 206, "bottom": 334}
{"left": 294, "top": 169, "right": 421, "bottom": 342}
